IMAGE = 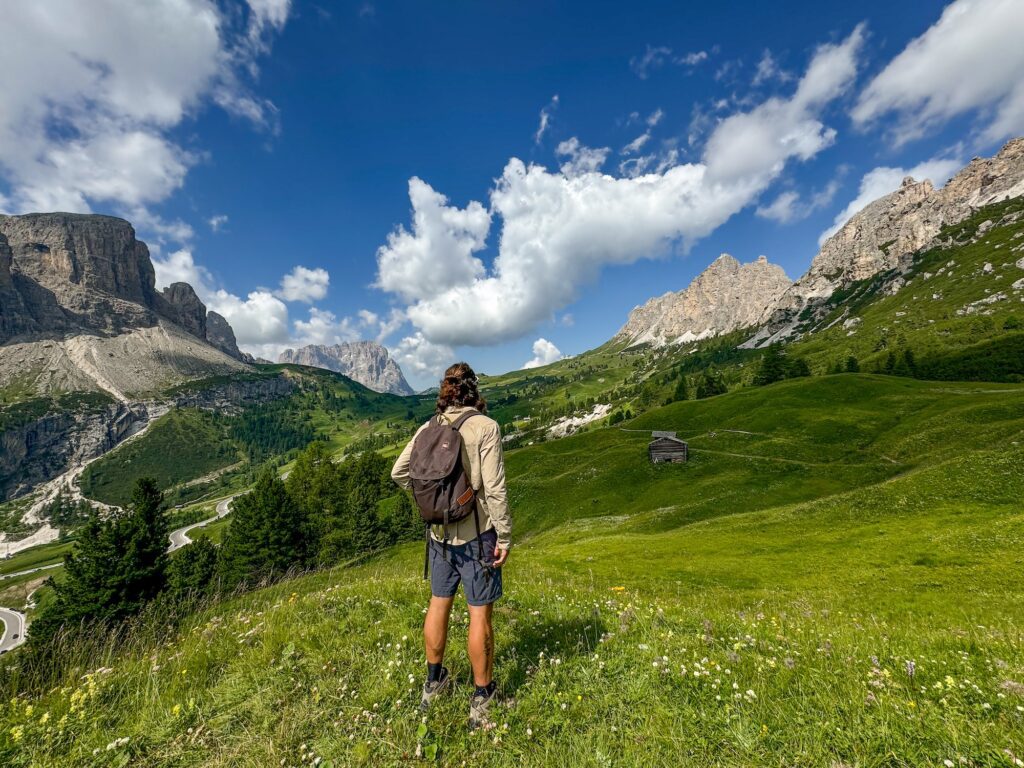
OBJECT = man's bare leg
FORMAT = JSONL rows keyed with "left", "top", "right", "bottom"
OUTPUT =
{"left": 467, "top": 602, "right": 495, "bottom": 686}
{"left": 424, "top": 595, "right": 454, "bottom": 665}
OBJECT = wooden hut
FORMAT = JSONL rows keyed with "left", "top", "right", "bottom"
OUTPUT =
{"left": 648, "top": 431, "right": 688, "bottom": 463}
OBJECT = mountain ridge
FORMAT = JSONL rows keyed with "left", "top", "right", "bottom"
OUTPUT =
{"left": 277, "top": 341, "right": 414, "bottom": 395}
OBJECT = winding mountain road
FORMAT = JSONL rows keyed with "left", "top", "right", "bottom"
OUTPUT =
{"left": 168, "top": 496, "right": 234, "bottom": 552}
{"left": 0, "top": 492, "right": 240, "bottom": 654}
{"left": 0, "top": 607, "right": 26, "bottom": 654}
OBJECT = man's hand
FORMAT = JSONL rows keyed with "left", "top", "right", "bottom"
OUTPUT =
{"left": 492, "top": 545, "right": 509, "bottom": 568}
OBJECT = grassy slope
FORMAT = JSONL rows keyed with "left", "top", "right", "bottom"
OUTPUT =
{"left": 788, "top": 197, "right": 1024, "bottom": 373}
{"left": 3, "top": 375, "right": 1024, "bottom": 766}
{"left": 76, "top": 367, "right": 432, "bottom": 508}
{"left": 79, "top": 409, "right": 238, "bottom": 508}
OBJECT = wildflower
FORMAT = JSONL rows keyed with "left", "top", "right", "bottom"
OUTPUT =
{"left": 610, "top": 586, "right": 626, "bottom": 592}
{"left": 172, "top": 704, "right": 182, "bottom": 717}
{"left": 905, "top": 660, "right": 916, "bottom": 679}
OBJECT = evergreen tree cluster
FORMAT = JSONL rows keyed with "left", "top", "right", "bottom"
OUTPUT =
{"left": 30, "top": 445, "right": 419, "bottom": 652}
{"left": 752, "top": 344, "right": 812, "bottom": 387}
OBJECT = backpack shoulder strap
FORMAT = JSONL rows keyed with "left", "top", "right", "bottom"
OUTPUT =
{"left": 450, "top": 409, "right": 482, "bottom": 431}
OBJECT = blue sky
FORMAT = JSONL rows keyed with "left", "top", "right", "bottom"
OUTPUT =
{"left": 2, "top": 1, "right": 1023, "bottom": 389}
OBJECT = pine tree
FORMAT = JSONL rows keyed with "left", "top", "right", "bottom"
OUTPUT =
{"left": 786, "top": 357, "right": 811, "bottom": 378}
{"left": 219, "top": 469, "right": 307, "bottom": 587}
{"left": 845, "top": 356, "right": 860, "bottom": 373}
{"left": 696, "top": 368, "right": 728, "bottom": 399}
{"left": 754, "top": 344, "right": 788, "bottom": 386}
{"left": 30, "top": 478, "right": 168, "bottom": 649}
{"left": 166, "top": 537, "right": 219, "bottom": 602}
{"left": 673, "top": 375, "right": 690, "bottom": 402}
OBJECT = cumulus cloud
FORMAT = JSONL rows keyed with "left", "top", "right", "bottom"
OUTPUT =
{"left": 522, "top": 338, "right": 564, "bottom": 369}
{"left": 208, "top": 214, "right": 229, "bottom": 232}
{"left": 534, "top": 95, "right": 559, "bottom": 144}
{"left": 277, "top": 265, "right": 330, "bottom": 303}
{"left": 819, "top": 155, "right": 962, "bottom": 243}
{"left": 852, "top": 0, "right": 1024, "bottom": 144}
{"left": 291, "top": 307, "right": 358, "bottom": 346}
{"left": 376, "top": 27, "right": 864, "bottom": 348}
{"left": 374, "top": 177, "right": 490, "bottom": 304}
{"left": 0, "top": 1, "right": 289, "bottom": 237}
{"left": 390, "top": 333, "right": 455, "bottom": 381}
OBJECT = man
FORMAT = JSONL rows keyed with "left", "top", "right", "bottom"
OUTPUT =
{"left": 390, "top": 362, "right": 511, "bottom": 730}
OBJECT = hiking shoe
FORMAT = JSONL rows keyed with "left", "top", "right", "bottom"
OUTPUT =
{"left": 468, "top": 686, "right": 498, "bottom": 730}
{"left": 419, "top": 667, "right": 451, "bottom": 711}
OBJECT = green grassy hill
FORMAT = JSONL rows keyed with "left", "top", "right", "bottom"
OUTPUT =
{"left": 4, "top": 374, "right": 1024, "bottom": 766}
{"left": 77, "top": 366, "right": 435, "bottom": 508}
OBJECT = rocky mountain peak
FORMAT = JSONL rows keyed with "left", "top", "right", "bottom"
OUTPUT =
{"left": 615, "top": 253, "right": 792, "bottom": 347}
{"left": 0, "top": 212, "right": 251, "bottom": 397}
{"left": 161, "top": 282, "right": 207, "bottom": 340}
{"left": 278, "top": 340, "right": 414, "bottom": 395}
{"left": 744, "top": 136, "right": 1024, "bottom": 347}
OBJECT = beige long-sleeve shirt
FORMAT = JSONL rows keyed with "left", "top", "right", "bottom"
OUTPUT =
{"left": 391, "top": 405, "right": 511, "bottom": 549}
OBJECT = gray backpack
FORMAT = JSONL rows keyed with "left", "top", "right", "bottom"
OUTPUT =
{"left": 408, "top": 410, "right": 483, "bottom": 576}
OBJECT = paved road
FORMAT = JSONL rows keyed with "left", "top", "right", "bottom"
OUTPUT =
{"left": 0, "top": 562, "right": 63, "bottom": 582}
{"left": 0, "top": 607, "right": 26, "bottom": 654}
{"left": 168, "top": 496, "right": 234, "bottom": 552}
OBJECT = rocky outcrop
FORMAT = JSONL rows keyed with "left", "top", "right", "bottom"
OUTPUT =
{"left": 616, "top": 254, "right": 792, "bottom": 347}
{"left": 278, "top": 341, "right": 414, "bottom": 395}
{"left": 746, "top": 137, "right": 1024, "bottom": 347}
{"left": 0, "top": 212, "right": 251, "bottom": 397}
{"left": 0, "top": 374, "right": 295, "bottom": 501}
{"left": 206, "top": 311, "right": 255, "bottom": 364}
{"left": 161, "top": 282, "right": 208, "bottom": 339}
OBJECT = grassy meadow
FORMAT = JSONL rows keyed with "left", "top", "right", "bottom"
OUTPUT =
{"left": 2, "top": 374, "right": 1024, "bottom": 766}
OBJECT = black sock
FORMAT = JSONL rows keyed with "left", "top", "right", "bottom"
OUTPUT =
{"left": 427, "top": 662, "right": 444, "bottom": 683}
{"left": 474, "top": 680, "right": 496, "bottom": 698}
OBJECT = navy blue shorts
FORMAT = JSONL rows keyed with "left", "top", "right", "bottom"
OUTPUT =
{"left": 429, "top": 528, "right": 503, "bottom": 606}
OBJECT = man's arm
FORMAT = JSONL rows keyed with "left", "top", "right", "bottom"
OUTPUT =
{"left": 390, "top": 434, "right": 416, "bottom": 490}
{"left": 479, "top": 421, "right": 511, "bottom": 561}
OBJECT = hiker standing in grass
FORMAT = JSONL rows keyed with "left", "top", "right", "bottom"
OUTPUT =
{"left": 390, "top": 362, "right": 511, "bottom": 730}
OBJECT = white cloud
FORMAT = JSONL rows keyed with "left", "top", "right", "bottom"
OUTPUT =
{"left": 292, "top": 307, "right": 358, "bottom": 347}
{"left": 555, "top": 137, "right": 611, "bottom": 176}
{"left": 704, "top": 24, "right": 863, "bottom": 185}
{"left": 630, "top": 45, "right": 673, "bottom": 79}
{"left": 852, "top": 0, "right": 1024, "bottom": 144}
{"left": 153, "top": 249, "right": 214, "bottom": 293}
{"left": 277, "top": 265, "right": 330, "bottom": 303}
{"left": 621, "top": 132, "right": 652, "bottom": 155}
{"left": 208, "top": 288, "right": 290, "bottom": 347}
{"left": 756, "top": 178, "right": 841, "bottom": 224}
{"left": 377, "top": 27, "right": 864, "bottom": 348}
{"left": 0, "top": 0, "right": 288, "bottom": 237}
{"left": 819, "top": 155, "right": 962, "bottom": 243}
{"left": 646, "top": 108, "right": 665, "bottom": 127}
{"left": 208, "top": 214, "right": 229, "bottom": 232}
{"left": 631, "top": 46, "right": 709, "bottom": 79}
{"left": 522, "top": 338, "right": 564, "bottom": 369}
{"left": 358, "top": 307, "right": 405, "bottom": 342}
{"left": 534, "top": 95, "right": 559, "bottom": 144}
{"left": 677, "top": 51, "right": 709, "bottom": 67}
{"left": 390, "top": 333, "right": 455, "bottom": 380}
{"left": 752, "top": 50, "right": 793, "bottom": 87}
{"left": 375, "top": 177, "right": 491, "bottom": 304}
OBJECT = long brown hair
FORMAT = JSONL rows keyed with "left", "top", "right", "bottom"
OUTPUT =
{"left": 435, "top": 362, "right": 487, "bottom": 414}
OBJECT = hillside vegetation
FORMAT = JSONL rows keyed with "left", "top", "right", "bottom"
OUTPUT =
{"left": 3, "top": 374, "right": 1023, "bottom": 766}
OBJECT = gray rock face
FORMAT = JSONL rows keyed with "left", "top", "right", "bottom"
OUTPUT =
{"left": 0, "top": 375, "right": 295, "bottom": 501}
{"left": 278, "top": 341, "right": 413, "bottom": 395}
{"left": 746, "top": 137, "right": 1024, "bottom": 346}
{"left": 0, "top": 212, "right": 250, "bottom": 398}
{"left": 161, "top": 282, "right": 208, "bottom": 339}
{"left": 205, "top": 311, "right": 255, "bottom": 364}
{"left": 616, "top": 254, "right": 792, "bottom": 347}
